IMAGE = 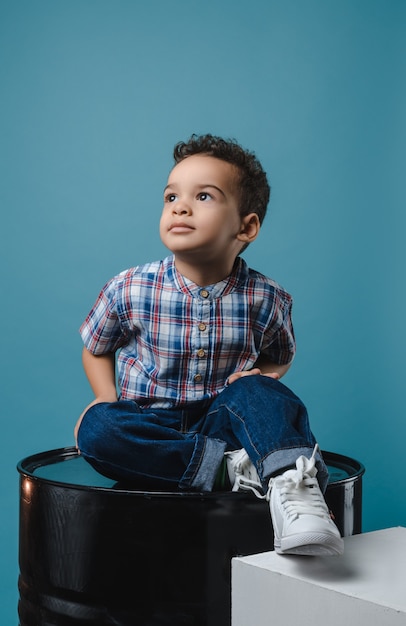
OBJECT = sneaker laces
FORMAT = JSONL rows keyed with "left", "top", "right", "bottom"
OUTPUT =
{"left": 269, "top": 444, "right": 330, "bottom": 519}
{"left": 226, "top": 449, "right": 266, "bottom": 499}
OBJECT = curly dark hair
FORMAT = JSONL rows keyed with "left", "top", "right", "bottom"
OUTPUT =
{"left": 173, "top": 134, "right": 270, "bottom": 225}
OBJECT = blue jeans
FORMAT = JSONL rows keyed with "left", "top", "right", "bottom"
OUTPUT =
{"left": 78, "top": 376, "right": 329, "bottom": 493}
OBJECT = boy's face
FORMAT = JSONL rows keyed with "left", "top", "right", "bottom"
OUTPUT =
{"left": 160, "top": 155, "right": 247, "bottom": 263}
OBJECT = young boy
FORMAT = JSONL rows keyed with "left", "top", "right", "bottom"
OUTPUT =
{"left": 75, "top": 134, "right": 343, "bottom": 556}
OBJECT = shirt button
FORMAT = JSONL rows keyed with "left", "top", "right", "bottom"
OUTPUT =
{"left": 198, "top": 323, "right": 207, "bottom": 331}
{"left": 197, "top": 348, "right": 206, "bottom": 358}
{"left": 200, "top": 289, "right": 209, "bottom": 298}
{"left": 194, "top": 373, "right": 203, "bottom": 382}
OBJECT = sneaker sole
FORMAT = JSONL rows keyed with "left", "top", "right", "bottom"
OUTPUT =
{"left": 275, "top": 532, "right": 344, "bottom": 556}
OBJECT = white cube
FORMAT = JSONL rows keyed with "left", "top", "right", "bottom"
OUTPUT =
{"left": 232, "top": 527, "right": 406, "bottom": 626}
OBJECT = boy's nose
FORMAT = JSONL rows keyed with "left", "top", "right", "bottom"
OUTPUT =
{"left": 172, "top": 201, "right": 191, "bottom": 215}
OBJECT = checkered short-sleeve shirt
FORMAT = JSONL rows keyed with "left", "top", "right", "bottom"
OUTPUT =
{"left": 80, "top": 255, "right": 295, "bottom": 408}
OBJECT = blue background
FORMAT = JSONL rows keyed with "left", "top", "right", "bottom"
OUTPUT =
{"left": 1, "top": 1, "right": 405, "bottom": 623}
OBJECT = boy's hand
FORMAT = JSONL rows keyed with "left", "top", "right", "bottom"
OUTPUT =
{"left": 227, "top": 355, "right": 292, "bottom": 386}
{"left": 227, "top": 368, "right": 280, "bottom": 385}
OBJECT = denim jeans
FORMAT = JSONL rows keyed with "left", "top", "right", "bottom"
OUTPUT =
{"left": 78, "top": 375, "right": 328, "bottom": 493}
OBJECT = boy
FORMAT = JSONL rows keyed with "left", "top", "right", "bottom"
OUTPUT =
{"left": 75, "top": 134, "right": 343, "bottom": 556}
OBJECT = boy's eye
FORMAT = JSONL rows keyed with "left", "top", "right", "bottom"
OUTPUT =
{"left": 198, "top": 192, "right": 212, "bottom": 201}
{"left": 165, "top": 193, "right": 177, "bottom": 203}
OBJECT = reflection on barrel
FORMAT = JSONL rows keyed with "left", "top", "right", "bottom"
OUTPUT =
{"left": 17, "top": 447, "right": 364, "bottom": 626}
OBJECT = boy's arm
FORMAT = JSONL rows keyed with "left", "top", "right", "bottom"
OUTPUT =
{"left": 227, "top": 354, "right": 292, "bottom": 385}
{"left": 74, "top": 347, "right": 118, "bottom": 445}
{"left": 82, "top": 347, "right": 118, "bottom": 400}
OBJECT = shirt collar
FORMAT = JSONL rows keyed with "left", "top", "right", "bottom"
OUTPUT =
{"left": 165, "top": 255, "right": 248, "bottom": 300}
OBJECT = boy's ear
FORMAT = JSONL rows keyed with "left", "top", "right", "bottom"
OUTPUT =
{"left": 237, "top": 213, "right": 260, "bottom": 244}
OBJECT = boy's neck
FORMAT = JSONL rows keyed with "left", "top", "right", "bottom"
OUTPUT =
{"left": 173, "top": 255, "right": 238, "bottom": 287}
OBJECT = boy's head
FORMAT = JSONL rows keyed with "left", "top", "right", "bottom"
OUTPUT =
{"left": 173, "top": 134, "right": 271, "bottom": 227}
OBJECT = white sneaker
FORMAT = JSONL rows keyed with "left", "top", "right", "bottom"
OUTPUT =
{"left": 225, "top": 449, "right": 265, "bottom": 499}
{"left": 269, "top": 445, "right": 344, "bottom": 556}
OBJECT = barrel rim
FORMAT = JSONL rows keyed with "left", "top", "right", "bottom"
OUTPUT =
{"left": 17, "top": 446, "right": 365, "bottom": 497}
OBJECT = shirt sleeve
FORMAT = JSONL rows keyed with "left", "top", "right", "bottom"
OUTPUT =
{"left": 260, "top": 289, "right": 296, "bottom": 365}
{"left": 79, "top": 275, "right": 128, "bottom": 355}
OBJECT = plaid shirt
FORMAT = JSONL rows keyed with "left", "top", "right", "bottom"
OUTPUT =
{"left": 80, "top": 255, "right": 295, "bottom": 408}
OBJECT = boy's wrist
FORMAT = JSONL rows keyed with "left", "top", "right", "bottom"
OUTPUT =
{"left": 94, "top": 391, "right": 118, "bottom": 403}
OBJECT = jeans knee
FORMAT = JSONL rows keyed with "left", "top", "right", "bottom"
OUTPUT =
{"left": 225, "top": 374, "right": 305, "bottom": 411}
{"left": 230, "top": 374, "right": 282, "bottom": 394}
{"left": 77, "top": 402, "right": 113, "bottom": 454}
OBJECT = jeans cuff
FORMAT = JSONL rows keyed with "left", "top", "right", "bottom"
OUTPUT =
{"left": 181, "top": 435, "right": 227, "bottom": 491}
{"left": 262, "top": 446, "right": 329, "bottom": 493}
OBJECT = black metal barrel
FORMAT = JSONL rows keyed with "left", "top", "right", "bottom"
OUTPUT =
{"left": 17, "top": 447, "right": 364, "bottom": 626}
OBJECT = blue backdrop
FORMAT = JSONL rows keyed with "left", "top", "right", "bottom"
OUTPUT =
{"left": 1, "top": 1, "right": 405, "bottom": 623}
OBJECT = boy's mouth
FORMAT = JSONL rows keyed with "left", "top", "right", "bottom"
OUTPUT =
{"left": 169, "top": 222, "right": 195, "bottom": 233}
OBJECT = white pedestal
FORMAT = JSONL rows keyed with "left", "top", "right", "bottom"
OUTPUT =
{"left": 232, "top": 527, "right": 406, "bottom": 626}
